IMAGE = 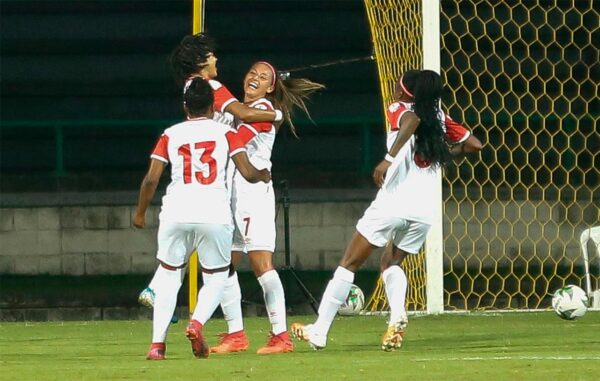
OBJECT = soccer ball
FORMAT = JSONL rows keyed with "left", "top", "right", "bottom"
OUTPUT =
{"left": 551, "top": 284, "right": 588, "bottom": 320}
{"left": 338, "top": 284, "right": 365, "bottom": 316}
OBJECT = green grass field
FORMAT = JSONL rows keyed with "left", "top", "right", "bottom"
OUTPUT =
{"left": 1, "top": 312, "right": 599, "bottom": 381}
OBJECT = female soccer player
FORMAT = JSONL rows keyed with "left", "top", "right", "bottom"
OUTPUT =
{"left": 134, "top": 78, "right": 271, "bottom": 360}
{"left": 210, "top": 61, "right": 324, "bottom": 355}
{"left": 291, "top": 70, "right": 483, "bottom": 351}
{"left": 138, "top": 33, "right": 287, "bottom": 309}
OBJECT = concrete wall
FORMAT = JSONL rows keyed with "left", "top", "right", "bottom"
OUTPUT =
{"left": 0, "top": 198, "right": 596, "bottom": 275}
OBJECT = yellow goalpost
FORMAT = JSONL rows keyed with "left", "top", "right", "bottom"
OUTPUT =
{"left": 188, "top": 0, "right": 205, "bottom": 315}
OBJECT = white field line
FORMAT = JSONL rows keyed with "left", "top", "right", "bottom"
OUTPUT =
{"left": 413, "top": 355, "right": 600, "bottom": 362}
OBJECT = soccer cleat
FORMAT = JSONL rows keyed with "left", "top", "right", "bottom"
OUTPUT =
{"left": 146, "top": 342, "right": 165, "bottom": 360}
{"left": 185, "top": 319, "right": 209, "bottom": 358}
{"left": 290, "top": 323, "right": 326, "bottom": 350}
{"left": 256, "top": 331, "right": 294, "bottom": 355}
{"left": 138, "top": 287, "right": 155, "bottom": 308}
{"left": 210, "top": 331, "right": 250, "bottom": 354}
{"left": 381, "top": 320, "right": 407, "bottom": 352}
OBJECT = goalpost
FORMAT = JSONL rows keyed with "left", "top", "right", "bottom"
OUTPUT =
{"left": 188, "top": 0, "right": 205, "bottom": 315}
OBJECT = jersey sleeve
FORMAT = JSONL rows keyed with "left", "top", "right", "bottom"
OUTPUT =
{"left": 225, "top": 130, "right": 246, "bottom": 157}
{"left": 387, "top": 102, "right": 411, "bottom": 131}
{"left": 444, "top": 114, "right": 471, "bottom": 143}
{"left": 236, "top": 101, "right": 274, "bottom": 145}
{"left": 208, "top": 79, "right": 238, "bottom": 113}
{"left": 150, "top": 134, "right": 169, "bottom": 163}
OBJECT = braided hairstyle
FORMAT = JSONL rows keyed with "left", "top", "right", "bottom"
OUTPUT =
{"left": 402, "top": 70, "right": 453, "bottom": 168}
{"left": 170, "top": 33, "right": 216, "bottom": 86}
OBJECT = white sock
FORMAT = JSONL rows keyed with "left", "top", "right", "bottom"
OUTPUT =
{"left": 191, "top": 271, "right": 229, "bottom": 325}
{"left": 382, "top": 265, "right": 408, "bottom": 324}
{"left": 151, "top": 266, "right": 183, "bottom": 343}
{"left": 313, "top": 266, "right": 354, "bottom": 336}
{"left": 147, "top": 264, "right": 186, "bottom": 291}
{"left": 220, "top": 271, "right": 244, "bottom": 333}
{"left": 257, "top": 270, "right": 287, "bottom": 335}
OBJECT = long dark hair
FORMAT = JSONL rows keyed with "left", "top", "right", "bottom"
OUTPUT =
{"left": 406, "top": 70, "right": 453, "bottom": 167}
{"left": 170, "top": 33, "right": 215, "bottom": 86}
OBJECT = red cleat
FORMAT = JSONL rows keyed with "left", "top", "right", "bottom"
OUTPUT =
{"left": 210, "top": 330, "right": 250, "bottom": 354}
{"left": 185, "top": 319, "right": 209, "bottom": 358}
{"left": 256, "top": 331, "right": 294, "bottom": 355}
{"left": 146, "top": 342, "right": 165, "bottom": 360}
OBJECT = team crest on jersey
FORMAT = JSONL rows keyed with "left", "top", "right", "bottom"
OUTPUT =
{"left": 388, "top": 102, "right": 401, "bottom": 112}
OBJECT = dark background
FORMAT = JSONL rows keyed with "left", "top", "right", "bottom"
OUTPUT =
{"left": 0, "top": 0, "right": 385, "bottom": 192}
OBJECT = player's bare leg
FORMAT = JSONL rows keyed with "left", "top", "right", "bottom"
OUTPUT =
{"left": 211, "top": 252, "right": 249, "bottom": 354}
{"left": 380, "top": 244, "right": 409, "bottom": 351}
{"left": 250, "top": 251, "right": 293, "bottom": 354}
{"left": 292, "top": 231, "right": 377, "bottom": 350}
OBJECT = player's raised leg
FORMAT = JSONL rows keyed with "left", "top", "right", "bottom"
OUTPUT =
{"left": 292, "top": 231, "right": 376, "bottom": 350}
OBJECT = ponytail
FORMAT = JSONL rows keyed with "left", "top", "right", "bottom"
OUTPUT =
{"left": 269, "top": 75, "right": 325, "bottom": 138}
{"left": 412, "top": 70, "right": 453, "bottom": 167}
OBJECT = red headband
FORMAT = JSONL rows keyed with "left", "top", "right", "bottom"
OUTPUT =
{"left": 399, "top": 75, "right": 414, "bottom": 98}
{"left": 256, "top": 61, "right": 277, "bottom": 86}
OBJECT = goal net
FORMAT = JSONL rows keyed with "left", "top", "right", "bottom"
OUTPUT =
{"left": 363, "top": 0, "right": 599, "bottom": 313}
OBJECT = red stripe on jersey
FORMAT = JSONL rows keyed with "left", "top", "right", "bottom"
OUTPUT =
{"left": 151, "top": 134, "right": 169, "bottom": 162}
{"left": 209, "top": 80, "right": 237, "bottom": 113}
{"left": 236, "top": 125, "right": 258, "bottom": 145}
{"left": 444, "top": 115, "right": 469, "bottom": 143}
{"left": 225, "top": 130, "right": 246, "bottom": 154}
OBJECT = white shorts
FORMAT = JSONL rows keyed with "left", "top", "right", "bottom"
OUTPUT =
{"left": 156, "top": 221, "right": 233, "bottom": 270}
{"left": 356, "top": 200, "right": 431, "bottom": 254}
{"left": 231, "top": 180, "right": 276, "bottom": 253}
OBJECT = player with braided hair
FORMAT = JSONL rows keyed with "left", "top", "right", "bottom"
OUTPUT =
{"left": 291, "top": 69, "right": 482, "bottom": 351}
{"left": 211, "top": 61, "right": 324, "bottom": 355}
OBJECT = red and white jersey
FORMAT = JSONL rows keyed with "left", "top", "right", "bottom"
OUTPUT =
{"left": 234, "top": 98, "right": 277, "bottom": 171}
{"left": 208, "top": 79, "right": 236, "bottom": 127}
{"left": 150, "top": 117, "right": 245, "bottom": 224}
{"left": 380, "top": 101, "right": 470, "bottom": 224}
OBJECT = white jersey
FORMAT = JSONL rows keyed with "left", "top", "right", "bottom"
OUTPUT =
{"left": 235, "top": 98, "right": 276, "bottom": 171}
{"left": 150, "top": 117, "right": 245, "bottom": 224}
{"left": 377, "top": 101, "right": 470, "bottom": 224}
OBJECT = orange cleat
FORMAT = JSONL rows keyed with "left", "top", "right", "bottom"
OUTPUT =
{"left": 146, "top": 342, "right": 165, "bottom": 360}
{"left": 210, "top": 330, "right": 250, "bottom": 354}
{"left": 256, "top": 331, "right": 294, "bottom": 355}
{"left": 185, "top": 319, "right": 209, "bottom": 358}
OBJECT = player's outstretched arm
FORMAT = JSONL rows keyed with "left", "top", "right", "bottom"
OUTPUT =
{"left": 231, "top": 152, "right": 271, "bottom": 183}
{"left": 226, "top": 101, "right": 282, "bottom": 123}
{"left": 133, "top": 159, "right": 166, "bottom": 228}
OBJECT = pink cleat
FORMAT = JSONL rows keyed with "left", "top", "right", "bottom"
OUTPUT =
{"left": 185, "top": 319, "right": 209, "bottom": 358}
{"left": 146, "top": 342, "right": 166, "bottom": 360}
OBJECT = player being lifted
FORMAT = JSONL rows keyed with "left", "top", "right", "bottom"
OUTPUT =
{"left": 291, "top": 70, "right": 482, "bottom": 351}
{"left": 134, "top": 78, "right": 271, "bottom": 360}
{"left": 138, "top": 33, "right": 284, "bottom": 309}
{"left": 210, "top": 61, "right": 324, "bottom": 355}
